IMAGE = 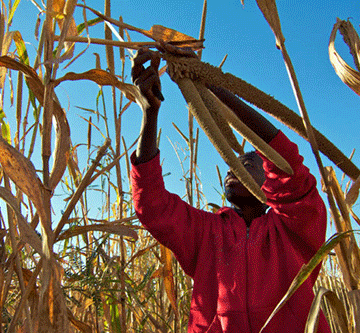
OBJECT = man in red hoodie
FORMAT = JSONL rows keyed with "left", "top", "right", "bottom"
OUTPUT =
{"left": 130, "top": 47, "right": 330, "bottom": 333}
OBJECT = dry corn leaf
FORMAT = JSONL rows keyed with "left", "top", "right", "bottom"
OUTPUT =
{"left": 55, "top": 0, "right": 78, "bottom": 62}
{"left": 329, "top": 19, "right": 360, "bottom": 97}
{"left": 338, "top": 19, "right": 360, "bottom": 72}
{"left": 0, "top": 31, "right": 24, "bottom": 89}
{"left": 305, "top": 287, "right": 348, "bottom": 333}
{"left": 53, "top": 69, "right": 144, "bottom": 103}
{"left": 37, "top": 259, "right": 69, "bottom": 332}
{"left": 0, "top": 12, "right": 4, "bottom": 53}
{"left": 148, "top": 25, "right": 202, "bottom": 48}
{"left": 260, "top": 231, "right": 353, "bottom": 333}
{"left": 0, "top": 186, "right": 43, "bottom": 254}
{"left": 0, "top": 56, "right": 71, "bottom": 191}
{"left": 255, "top": 0, "right": 285, "bottom": 49}
{"left": 160, "top": 244, "right": 178, "bottom": 317}
{"left": 67, "top": 308, "right": 92, "bottom": 333}
{"left": 348, "top": 290, "right": 360, "bottom": 331}
{"left": 57, "top": 223, "right": 138, "bottom": 241}
{"left": 325, "top": 166, "right": 360, "bottom": 289}
{"left": 0, "top": 137, "right": 46, "bottom": 222}
{"left": 127, "top": 242, "right": 158, "bottom": 266}
{"left": 346, "top": 175, "right": 360, "bottom": 207}
{"left": 78, "top": 4, "right": 203, "bottom": 49}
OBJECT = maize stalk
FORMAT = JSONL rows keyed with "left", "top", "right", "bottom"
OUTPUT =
{"left": 176, "top": 77, "right": 267, "bottom": 204}
{"left": 194, "top": 82, "right": 293, "bottom": 175}
{"left": 164, "top": 54, "right": 360, "bottom": 181}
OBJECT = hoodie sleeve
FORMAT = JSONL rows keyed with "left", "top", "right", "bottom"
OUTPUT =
{"left": 257, "top": 131, "right": 327, "bottom": 246}
{"left": 130, "top": 151, "right": 212, "bottom": 278}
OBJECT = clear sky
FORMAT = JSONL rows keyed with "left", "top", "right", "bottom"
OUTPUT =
{"left": 7, "top": 0, "right": 360, "bottom": 235}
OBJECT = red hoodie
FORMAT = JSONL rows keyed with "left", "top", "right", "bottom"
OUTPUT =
{"left": 131, "top": 131, "right": 330, "bottom": 333}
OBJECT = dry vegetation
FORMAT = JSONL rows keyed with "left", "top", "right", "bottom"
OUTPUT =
{"left": 0, "top": 0, "right": 359, "bottom": 332}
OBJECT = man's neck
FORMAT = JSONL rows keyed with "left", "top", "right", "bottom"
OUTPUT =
{"left": 233, "top": 201, "right": 267, "bottom": 228}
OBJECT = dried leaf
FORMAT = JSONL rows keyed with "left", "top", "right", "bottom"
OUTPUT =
{"left": 348, "top": 290, "right": 360, "bottom": 331}
{"left": 0, "top": 56, "right": 71, "bottom": 191}
{"left": 57, "top": 223, "right": 138, "bottom": 241}
{"left": 260, "top": 231, "right": 354, "bottom": 332}
{"left": 329, "top": 19, "right": 360, "bottom": 97}
{"left": 148, "top": 25, "right": 202, "bottom": 48}
{"left": 55, "top": 0, "right": 78, "bottom": 62}
{"left": 325, "top": 166, "right": 360, "bottom": 289}
{"left": 78, "top": 5, "right": 203, "bottom": 49}
{"left": 53, "top": 68, "right": 145, "bottom": 104}
{"left": 0, "top": 12, "right": 4, "bottom": 53}
{"left": 67, "top": 308, "right": 92, "bottom": 333}
{"left": 0, "top": 137, "right": 46, "bottom": 221}
{"left": 0, "top": 186, "right": 43, "bottom": 254}
{"left": 346, "top": 175, "right": 360, "bottom": 207}
{"left": 127, "top": 242, "right": 158, "bottom": 266}
{"left": 37, "top": 259, "right": 69, "bottom": 332}
{"left": 51, "top": 106, "right": 70, "bottom": 191}
{"left": 255, "top": 0, "right": 285, "bottom": 49}
{"left": 338, "top": 19, "right": 360, "bottom": 72}
{"left": 305, "top": 287, "right": 349, "bottom": 333}
{"left": 160, "top": 245, "right": 178, "bottom": 317}
{"left": 93, "top": 52, "right": 101, "bottom": 69}
{"left": 0, "top": 31, "right": 25, "bottom": 89}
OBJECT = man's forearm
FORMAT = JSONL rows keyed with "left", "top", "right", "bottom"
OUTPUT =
{"left": 134, "top": 109, "right": 159, "bottom": 165}
{"left": 209, "top": 86, "right": 278, "bottom": 143}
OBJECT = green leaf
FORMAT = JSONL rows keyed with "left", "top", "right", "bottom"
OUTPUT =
{"left": 109, "top": 298, "right": 122, "bottom": 333}
{"left": 8, "top": 0, "right": 21, "bottom": 26}
{"left": 1, "top": 121, "right": 11, "bottom": 144}
{"left": 77, "top": 17, "right": 103, "bottom": 35}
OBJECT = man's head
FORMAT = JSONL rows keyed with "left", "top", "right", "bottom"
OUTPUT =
{"left": 224, "top": 151, "right": 265, "bottom": 206}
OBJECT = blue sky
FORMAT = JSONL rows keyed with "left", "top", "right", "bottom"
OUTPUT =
{"left": 7, "top": 0, "right": 360, "bottom": 235}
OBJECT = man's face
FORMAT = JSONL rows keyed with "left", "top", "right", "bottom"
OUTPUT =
{"left": 224, "top": 152, "right": 265, "bottom": 203}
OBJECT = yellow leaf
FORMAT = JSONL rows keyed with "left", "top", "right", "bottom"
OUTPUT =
{"left": 160, "top": 245, "right": 178, "bottom": 317}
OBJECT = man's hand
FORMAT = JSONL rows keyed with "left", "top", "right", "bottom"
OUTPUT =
{"left": 131, "top": 47, "right": 164, "bottom": 112}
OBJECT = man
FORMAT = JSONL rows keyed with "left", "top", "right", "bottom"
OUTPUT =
{"left": 130, "top": 47, "right": 330, "bottom": 332}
